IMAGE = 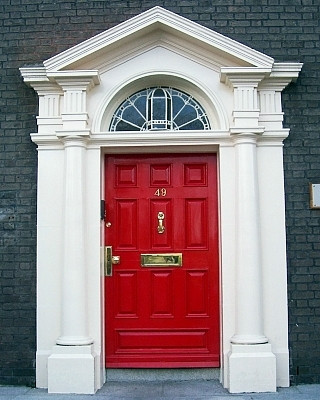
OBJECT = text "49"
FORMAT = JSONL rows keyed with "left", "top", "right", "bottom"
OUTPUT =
{"left": 154, "top": 188, "right": 167, "bottom": 197}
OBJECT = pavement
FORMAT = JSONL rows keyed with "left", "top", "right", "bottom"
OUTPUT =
{"left": 1, "top": 381, "right": 320, "bottom": 400}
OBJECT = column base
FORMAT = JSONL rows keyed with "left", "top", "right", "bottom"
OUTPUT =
{"left": 48, "top": 345, "right": 96, "bottom": 394}
{"left": 228, "top": 343, "right": 276, "bottom": 393}
{"left": 36, "top": 350, "right": 51, "bottom": 388}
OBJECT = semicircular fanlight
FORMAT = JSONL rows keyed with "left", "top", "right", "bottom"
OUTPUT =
{"left": 110, "top": 87, "right": 210, "bottom": 131}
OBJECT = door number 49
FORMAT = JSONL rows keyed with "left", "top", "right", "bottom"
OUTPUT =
{"left": 154, "top": 188, "right": 167, "bottom": 197}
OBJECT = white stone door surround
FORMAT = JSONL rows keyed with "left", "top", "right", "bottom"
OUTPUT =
{"left": 20, "top": 7, "right": 302, "bottom": 395}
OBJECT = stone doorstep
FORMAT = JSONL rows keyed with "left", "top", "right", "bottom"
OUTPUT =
{"left": 105, "top": 368, "right": 220, "bottom": 382}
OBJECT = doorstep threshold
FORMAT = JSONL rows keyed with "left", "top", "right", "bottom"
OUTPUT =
{"left": 106, "top": 368, "right": 220, "bottom": 382}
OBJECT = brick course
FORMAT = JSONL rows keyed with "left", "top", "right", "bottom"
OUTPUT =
{"left": 0, "top": 0, "right": 319, "bottom": 386}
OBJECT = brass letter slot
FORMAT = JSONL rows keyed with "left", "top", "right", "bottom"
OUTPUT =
{"left": 141, "top": 253, "right": 182, "bottom": 267}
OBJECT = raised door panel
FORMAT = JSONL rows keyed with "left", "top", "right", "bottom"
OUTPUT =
{"left": 115, "top": 272, "right": 138, "bottom": 318}
{"left": 186, "top": 270, "right": 209, "bottom": 317}
{"left": 116, "top": 200, "right": 138, "bottom": 249}
{"left": 150, "top": 163, "right": 171, "bottom": 186}
{"left": 150, "top": 271, "right": 174, "bottom": 317}
{"left": 150, "top": 199, "right": 173, "bottom": 249}
{"left": 185, "top": 199, "right": 208, "bottom": 249}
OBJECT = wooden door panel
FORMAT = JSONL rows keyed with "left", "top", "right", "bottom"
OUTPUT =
{"left": 185, "top": 198, "right": 208, "bottom": 248}
{"left": 115, "top": 164, "right": 137, "bottom": 187}
{"left": 115, "top": 200, "right": 138, "bottom": 249}
{"left": 150, "top": 163, "right": 171, "bottom": 186}
{"left": 186, "top": 270, "right": 209, "bottom": 316}
{"left": 184, "top": 163, "right": 207, "bottom": 186}
{"left": 105, "top": 154, "right": 219, "bottom": 367}
{"left": 150, "top": 271, "right": 174, "bottom": 317}
{"left": 115, "top": 272, "right": 138, "bottom": 317}
{"left": 150, "top": 199, "right": 173, "bottom": 249}
{"left": 116, "top": 330, "right": 209, "bottom": 351}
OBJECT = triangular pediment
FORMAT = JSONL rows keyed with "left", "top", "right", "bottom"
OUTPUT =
{"left": 43, "top": 6, "right": 274, "bottom": 73}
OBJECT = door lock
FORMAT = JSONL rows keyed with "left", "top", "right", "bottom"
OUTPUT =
{"left": 104, "top": 246, "right": 120, "bottom": 276}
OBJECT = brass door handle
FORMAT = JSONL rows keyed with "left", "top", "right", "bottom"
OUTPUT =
{"left": 112, "top": 255, "right": 120, "bottom": 264}
{"left": 105, "top": 246, "right": 120, "bottom": 276}
{"left": 157, "top": 211, "right": 165, "bottom": 234}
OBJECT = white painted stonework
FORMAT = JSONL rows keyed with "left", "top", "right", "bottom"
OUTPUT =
{"left": 20, "top": 7, "right": 302, "bottom": 394}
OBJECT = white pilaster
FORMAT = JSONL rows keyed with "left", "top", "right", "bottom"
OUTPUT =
{"left": 57, "top": 136, "right": 93, "bottom": 345}
{"left": 46, "top": 71, "right": 100, "bottom": 394}
{"left": 227, "top": 132, "right": 276, "bottom": 393}
{"left": 222, "top": 69, "right": 277, "bottom": 393}
{"left": 232, "top": 133, "right": 267, "bottom": 345}
{"left": 47, "top": 134, "right": 96, "bottom": 394}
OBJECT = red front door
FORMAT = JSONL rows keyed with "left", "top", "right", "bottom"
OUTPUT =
{"left": 105, "top": 154, "right": 219, "bottom": 367}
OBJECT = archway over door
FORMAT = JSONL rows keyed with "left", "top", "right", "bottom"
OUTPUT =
{"left": 20, "top": 6, "right": 302, "bottom": 394}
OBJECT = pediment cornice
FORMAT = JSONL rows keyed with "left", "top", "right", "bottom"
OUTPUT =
{"left": 43, "top": 6, "right": 274, "bottom": 73}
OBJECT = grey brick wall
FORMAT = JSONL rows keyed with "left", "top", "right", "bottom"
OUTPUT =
{"left": 283, "top": 67, "right": 320, "bottom": 383}
{"left": 0, "top": 0, "right": 319, "bottom": 386}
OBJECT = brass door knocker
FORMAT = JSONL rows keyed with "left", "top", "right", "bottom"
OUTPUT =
{"left": 157, "top": 211, "right": 165, "bottom": 234}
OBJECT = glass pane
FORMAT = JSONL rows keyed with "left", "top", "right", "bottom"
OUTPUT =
{"left": 179, "top": 119, "right": 205, "bottom": 130}
{"left": 134, "top": 95, "right": 147, "bottom": 118}
{"left": 122, "top": 107, "right": 145, "bottom": 128}
{"left": 153, "top": 98, "right": 166, "bottom": 120}
{"left": 174, "top": 105, "right": 196, "bottom": 126}
{"left": 114, "top": 120, "right": 140, "bottom": 131}
{"left": 172, "top": 96, "right": 185, "bottom": 117}
{"left": 154, "top": 88, "right": 165, "bottom": 97}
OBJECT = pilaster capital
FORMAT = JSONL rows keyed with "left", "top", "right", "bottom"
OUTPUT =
{"left": 221, "top": 68, "right": 270, "bottom": 130}
{"left": 20, "top": 66, "right": 63, "bottom": 95}
{"left": 20, "top": 67, "right": 100, "bottom": 92}
{"left": 46, "top": 72, "right": 100, "bottom": 130}
{"left": 20, "top": 66, "right": 48, "bottom": 86}
{"left": 220, "top": 67, "right": 270, "bottom": 88}
{"left": 47, "top": 70, "right": 100, "bottom": 92}
{"left": 257, "top": 62, "right": 303, "bottom": 92}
